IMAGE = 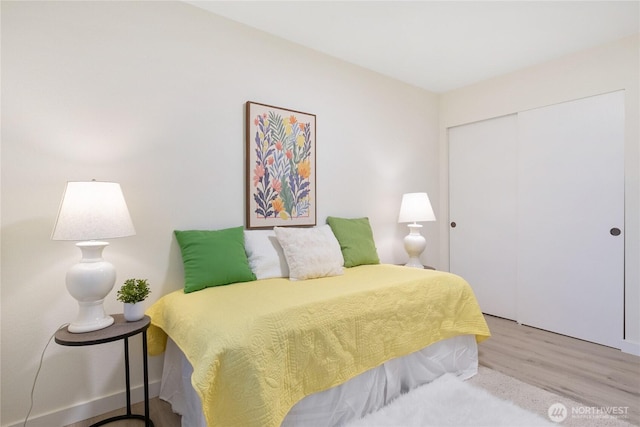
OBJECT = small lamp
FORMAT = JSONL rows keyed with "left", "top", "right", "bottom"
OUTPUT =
{"left": 398, "top": 192, "right": 436, "bottom": 268}
{"left": 52, "top": 181, "right": 136, "bottom": 333}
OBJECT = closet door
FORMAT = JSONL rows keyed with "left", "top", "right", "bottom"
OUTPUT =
{"left": 517, "top": 91, "right": 624, "bottom": 348}
{"left": 449, "top": 114, "right": 518, "bottom": 320}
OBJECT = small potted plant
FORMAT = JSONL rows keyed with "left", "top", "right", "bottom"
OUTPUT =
{"left": 117, "top": 278, "right": 151, "bottom": 321}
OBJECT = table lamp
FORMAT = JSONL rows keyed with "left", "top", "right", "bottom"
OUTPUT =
{"left": 52, "top": 181, "right": 136, "bottom": 333}
{"left": 398, "top": 192, "right": 436, "bottom": 268}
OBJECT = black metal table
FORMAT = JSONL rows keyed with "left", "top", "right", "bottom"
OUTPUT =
{"left": 55, "top": 314, "right": 154, "bottom": 427}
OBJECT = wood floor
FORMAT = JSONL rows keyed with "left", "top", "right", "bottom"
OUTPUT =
{"left": 479, "top": 315, "right": 640, "bottom": 425}
{"left": 67, "top": 314, "right": 640, "bottom": 427}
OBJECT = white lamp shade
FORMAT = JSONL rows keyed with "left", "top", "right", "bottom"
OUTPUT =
{"left": 398, "top": 192, "right": 436, "bottom": 223}
{"left": 52, "top": 181, "right": 136, "bottom": 241}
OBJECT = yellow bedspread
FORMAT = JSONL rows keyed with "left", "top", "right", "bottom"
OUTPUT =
{"left": 146, "top": 264, "right": 490, "bottom": 427}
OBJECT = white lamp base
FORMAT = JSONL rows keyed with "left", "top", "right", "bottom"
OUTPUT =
{"left": 403, "top": 223, "right": 427, "bottom": 269}
{"left": 68, "top": 305, "right": 114, "bottom": 333}
{"left": 66, "top": 241, "right": 116, "bottom": 333}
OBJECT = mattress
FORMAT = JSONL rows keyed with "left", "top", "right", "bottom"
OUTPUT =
{"left": 160, "top": 334, "right": 479, "bottom": 427}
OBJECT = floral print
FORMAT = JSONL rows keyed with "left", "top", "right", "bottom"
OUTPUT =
{"left": 251, "top": 111, "right": 312, "bottom": 220}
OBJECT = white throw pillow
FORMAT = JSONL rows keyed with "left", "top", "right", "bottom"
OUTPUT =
{"left": 274, "top": 225, "right": 344, "bottom": 281}
{"left": 244, "top": 229, "right": 289, "bottom": 279}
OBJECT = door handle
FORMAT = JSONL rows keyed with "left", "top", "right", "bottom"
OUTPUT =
{"left": 610, "top": 227, "right": 621, "bottom": 236}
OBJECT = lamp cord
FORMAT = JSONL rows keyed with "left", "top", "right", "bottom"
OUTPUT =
{"left": 23, "top": 323, "right": 69, "bottom": 427}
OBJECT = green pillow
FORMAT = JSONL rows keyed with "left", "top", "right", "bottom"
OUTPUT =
{"left": 326, "top": 216, "right": 380, "bottom": 268}
{"left": 174, "top": 227, "right": 256, "bottom": 293}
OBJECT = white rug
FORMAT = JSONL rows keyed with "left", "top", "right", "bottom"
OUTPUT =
{"left": 345, "top": 373, "right": 554, "bottom": 427}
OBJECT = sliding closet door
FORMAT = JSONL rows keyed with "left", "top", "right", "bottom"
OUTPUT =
{"left": 517, "top": 91, "right": 624, "bottom": 348}
{"left": 449, "top": 114, "right": 518, "bottom": 320}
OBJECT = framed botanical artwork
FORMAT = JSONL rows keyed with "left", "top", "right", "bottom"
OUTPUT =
{"left": 246, "top": 101, "right": 316, "bottom": 229}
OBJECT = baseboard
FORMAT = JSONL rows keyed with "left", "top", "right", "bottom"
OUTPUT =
{"left": 620, "top": 339, "right": 640, "bottom": 356}
{"left": 7, "top": 380, "right": 161, "bottom": 427}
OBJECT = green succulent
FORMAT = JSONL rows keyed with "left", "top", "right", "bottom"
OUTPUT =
{"left": 116, "top": 278, "right": 151, "bottom": 304}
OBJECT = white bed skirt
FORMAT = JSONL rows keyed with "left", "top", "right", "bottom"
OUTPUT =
{"left": 160, "top": 334, "right": 478, "bottom": 427}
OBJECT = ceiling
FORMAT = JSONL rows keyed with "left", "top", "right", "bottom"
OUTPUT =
{"left": 187, "top": 1, "right": 639, "bottom": 93}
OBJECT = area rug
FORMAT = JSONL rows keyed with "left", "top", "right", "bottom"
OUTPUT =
{"left": 345, "top": 371, "right": 553, "bottom": 427}
{"left": 344, "top": 367, "right": 636, "bottom": 427}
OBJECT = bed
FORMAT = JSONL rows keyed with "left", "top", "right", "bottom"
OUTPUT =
{"left": 146, "top": 223, "right": 490, "bottom": 427}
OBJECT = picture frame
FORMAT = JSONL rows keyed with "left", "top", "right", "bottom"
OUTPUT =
{"left": 246, "top": 101, "right": 317, "bottom": 229}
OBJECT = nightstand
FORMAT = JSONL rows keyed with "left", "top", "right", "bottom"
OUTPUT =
{"left": 55, "top": 314, "right": 154, "bottom": 427}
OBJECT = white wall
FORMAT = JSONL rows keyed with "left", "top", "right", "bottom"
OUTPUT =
{"left": 438, "top": 34, "right": 640, "bottom": 353}
{"left": 0, "top": 2, "right": 439, "bottom": 425}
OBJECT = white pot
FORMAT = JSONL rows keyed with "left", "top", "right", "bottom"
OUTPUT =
{"left": 123, "top": 302, "right": 145, "bottom": 322}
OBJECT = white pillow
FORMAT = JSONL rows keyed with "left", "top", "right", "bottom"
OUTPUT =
{"left": 274, "top": 225, "right": 344, "bottom": 281}
{"left": 244, "top": 230, "right": 289, "bottom": 279}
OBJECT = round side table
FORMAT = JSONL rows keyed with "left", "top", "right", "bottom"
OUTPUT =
{"left": 55, "top": 314, "right": 154, "bottom": 427}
